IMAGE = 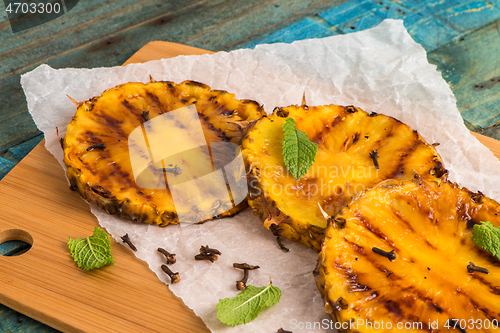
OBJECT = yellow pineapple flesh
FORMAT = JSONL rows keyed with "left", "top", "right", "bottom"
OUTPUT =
{"left": 316, "top": 179, "right": 500, "bottom": 332}
{"left": 241, "top": 104, "right": 447, "bottom": 251}
{"left": 63, "top": 80, "right": 265, "bottom": 226}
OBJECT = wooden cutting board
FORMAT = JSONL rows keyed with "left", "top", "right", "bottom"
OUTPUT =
{"left": 1, "top": 41, "right": 499, "bottom": 333}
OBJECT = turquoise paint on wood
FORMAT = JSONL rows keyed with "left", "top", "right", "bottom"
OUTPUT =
{"left": 0, "top": 156, "right": 15, "bottom": 180}
{"left": 248, "top": 0, "right": 500, "bottom": 52}
{"left": 1, "top": 0, "right": 500, "bottom": 330}
{"left": 7, "top": 135, "right": 43, "bottom": 160}
{"left": 244, "top": 17, "right": 338, "bottom": 48}
{"left": 247, "top": 0, "right": 500, "bottom": 131}
{"left": 427, "top": 18, "right": 500, "bottom": 131}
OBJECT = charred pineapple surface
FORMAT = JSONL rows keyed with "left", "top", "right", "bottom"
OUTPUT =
{"left": 317, "top": 179, "right": 500, "bottom": 333}
{"left": 241, "top": 104, "right": 447, "bottom": 251}
{"left": 63, "top": 80, "right": 265, "bottom": 226}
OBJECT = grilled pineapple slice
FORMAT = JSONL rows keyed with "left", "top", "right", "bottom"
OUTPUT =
{"left": 63, "top": 80, "right": 265, "bottom": 226}
{"left": 316, "top": 179, "right": 500, "bottom": 333}
{"left": 242, "top": 104, "right": 447, "bottom": 251}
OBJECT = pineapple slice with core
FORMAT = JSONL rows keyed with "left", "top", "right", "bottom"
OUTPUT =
{"left": 316, "top": 179, "right": 500, "bottom": 333}
{"left": 63, "top": 80, "right": 265, "bottom": 226}
{"left": 241, "top": 104, "right": 447, "bottom": 251}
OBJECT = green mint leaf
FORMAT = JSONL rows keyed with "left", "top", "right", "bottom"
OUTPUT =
{"left": 282, "top": 117, "right": 318, "bottom": 180}
{"left": 216, "top": 282, "right": 281, "bottom": 326}
{"left": 68, "top": 227, "right": 114, "bottom": 270}
{"left": 472, "top": 221, "right": 500, "bottom": 260}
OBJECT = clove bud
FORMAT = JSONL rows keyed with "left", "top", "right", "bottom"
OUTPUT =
{"left": 467, "top": 262, "right": 489, "bottom": 274}
{"left": 86, "top": 143, "right": 106, "bottom": 151}
{"left": 194, "top": 245, "right": 221, "bottom": 263}
{"left": 158, "top": 247, "right": 176, "bottom": 264}
{"left": 161, "top": 165, "right": 182, "bottom": 176}
{"left": 277, "top": 329, "right": 293, "bottom": 333}
{"left": 161, "top": 264, "right": 181, "bottom": 283}
{"left": 233, "top": 263, "right": 260, "bottom": 290}
{"left": 120, "top": 234, "right": 137, "bottom": 251}
{"left": 369, "top": 150, "right": 379, "bottom": 169}
{"left": 200, "top": 245, "right": 221, "bottom": 256}
{"left": 195, "top": 253, "right": 218, "bottom": 263}
{"left": 372, "top": 247, "right": 396, "bottom": 261}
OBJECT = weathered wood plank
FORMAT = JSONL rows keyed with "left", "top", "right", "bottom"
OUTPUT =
{"left": 0, "top": 0, "right": 207, "bottom": 76}
{"left": 0, "top": 305, "right": 58, "bottom": 333}
{"left": 243, "top": 0, "right": 500, "bottom": 132}
{"left": 7, "top": 135, "right": 44, "bottom": 160}
{"left": 0, "top": 0, "right": 349, "bottom": 171}
{"left": 243, "top": 17, "right": 338, "bottom": 48}
{"left": 316, "top": 0, "right": 500, "bottom": 52}
{"left": 0, "top": 157, "right": 15, "bottom": 180}
{"left": 185, "top": 0, "right": 348, "bottom": 50}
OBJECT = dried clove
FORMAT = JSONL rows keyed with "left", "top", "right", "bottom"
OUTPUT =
{"left": 158, "top": 247, "right": 176, "bottom": 264}
{"left": 372, "top": 247, "right": 396, "bottom": 261}
{"left": 161, "top": 264, "right": 181, "bottom": 283}
{"left": 141, "top": 110, "right": 150, "bottom": 121}
{"left": 369, "top": 150, "right": 379, "bottom": 169}
{"left": 233, "top": 263, "right": 260, "bottom": 290}
{"left": 200, "top": 245, "right": 221, "bottom": 256}
{"left": 120, "top": 234, "right": 137, "bottom": 251}
{"left": 467, "top": 262, "right": 489, "bottom": 274}
{"left": 195, "top": 245, "right": 221, "bottom": 263}
{"left": 194, "top": 253, "right": 218, "bottom": 263}
{"left": 86, "top": 143, "right": 106, "bottom": 151}
{"left": 161, "top": 165, "right": 182, "bottom": 176}
{"left": 277, "top": 329, "right": 293, "bottom": 333}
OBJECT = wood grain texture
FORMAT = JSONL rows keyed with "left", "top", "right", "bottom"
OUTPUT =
{"left": 1, "top": 40, "right": 500, "bottom": 333}
{"left": 0, "top": 0, "right": 348, "bottom": 180}
{"left": 427, "top": 19, "right": 500, "bottom": 131}
{"left": 0, "top": 42, "right": 212, "bottom": 333}
{"left": 246, "top": 0, "right": 500, "bottom": 133}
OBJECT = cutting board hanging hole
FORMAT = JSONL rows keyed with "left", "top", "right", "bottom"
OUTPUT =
{"left": 0, "top": 229, "right": 33, "bottom": 256}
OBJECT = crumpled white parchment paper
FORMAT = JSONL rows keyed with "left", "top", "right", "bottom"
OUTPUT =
{"left": 20, "top": 19, "right": 500, "bottom": 333}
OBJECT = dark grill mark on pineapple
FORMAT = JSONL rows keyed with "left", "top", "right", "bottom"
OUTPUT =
{"left": 469, "top": 274, "right": 500, "bottom": 295}
{"left": 183, "top": 81, "right": 209, "bottom": 90}
{"left": 90, "top": 185, "right": 113, "bottom": 198}
{"left": 95, "top": 112, "right": 125, "bottom": 133}
{"left": 352, "top": 132, "right": 360, "bottom": 144}
{"left": 198, "top": 113, "right": 231, "bottom": 142}
{"left": 146, "top": 91, "right": 168, "bottom": 113}
{"left": 354, "top": 213, "right": 393, "bottom": 247}
{"left": 342, "top": 132, "right": 361, "bottom": 151}
{"left": 429, "top": 302, "right": 443, "bottom": 313}
{"left": 310, "top": 116, "right": 343, "bottom": 143}
{"left": 384, "top": 300, "right": 403, "bottom": 317}
{"left": 390, "top": 206, "right": 416, "bottom": 233}
{"left": 349, "top": 282, "right": 370, "bottom": 292}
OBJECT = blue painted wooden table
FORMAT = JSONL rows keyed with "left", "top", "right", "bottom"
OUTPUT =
{"left": 1, "top": 0, "right": 500, "bottom": 331}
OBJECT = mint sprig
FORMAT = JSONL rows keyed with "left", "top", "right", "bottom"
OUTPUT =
{"left": 216, "top": 281, "right": 281, "bottom": 326}
{"left": 472, "top": 221, "right": 500, "bottom": 260}
{"left": 282, "top": 117, "right": 318, "bottom": 180}
{"left": 68, "top": 227, "right": 114, "bottom": 270}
